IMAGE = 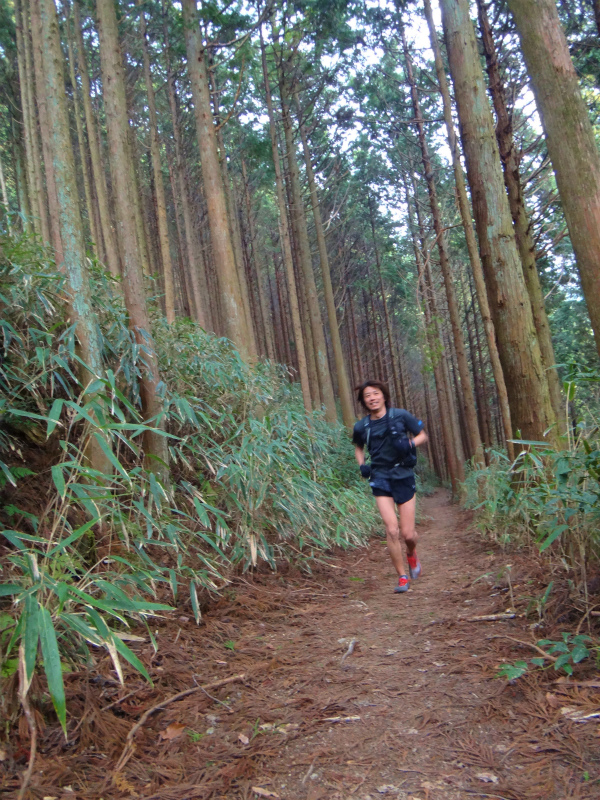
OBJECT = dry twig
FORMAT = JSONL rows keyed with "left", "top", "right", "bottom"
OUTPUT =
{"left": 113, "top": 673, "right": 245, "bottom": 774}
{"left": 464, "top": 613, "right": 516, "bottom": 622}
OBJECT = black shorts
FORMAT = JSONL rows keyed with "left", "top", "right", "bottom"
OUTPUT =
{"left": 372, "top": 476, "right": 416, "bottom": 505}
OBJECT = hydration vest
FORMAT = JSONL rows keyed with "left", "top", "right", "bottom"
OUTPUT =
{"left": 359, "top": 408, "right": 417, "bottom": 469}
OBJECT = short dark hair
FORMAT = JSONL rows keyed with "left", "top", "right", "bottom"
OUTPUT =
{"left": 356, "top": 380, "right": 390, "bottom": 410}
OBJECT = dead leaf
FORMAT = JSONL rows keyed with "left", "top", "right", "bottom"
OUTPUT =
{"left": 475, "top": 772, "right": 498, "bottom": 784}
{"left": 252, "top": 788, "right": 280, "bottom": 798}
{"left": 159, "top": 722, "right": 186, "bottom": 740}
{"left": 0, "top": 749, "right": 7, "bottom": 761}
{"left": 238, "top": 733, "right": 250, "bottom": 745}
{"left": 545, "top": 692, "right": 561, "bottom": 707}
{"left": 113, "top": 631, "right": 146, "bottom": 643}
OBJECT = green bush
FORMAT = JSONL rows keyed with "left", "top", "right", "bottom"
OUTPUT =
{"left": 0, "top": 233, "right": 378, "bottom": 727}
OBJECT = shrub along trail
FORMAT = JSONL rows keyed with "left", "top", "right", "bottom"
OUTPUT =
{"left": 4, "top": 490, "right": 599, "bottom": 800}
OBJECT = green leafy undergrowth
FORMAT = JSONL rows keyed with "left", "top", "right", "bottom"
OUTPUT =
{"left": 462, "top": 391, "right": 600, "bottom": 567}
{"left": 497, "top": 633, "right": 599, "bottom": 681}
{"left": 0, "top": 233, "right": 378, "bottom": 729}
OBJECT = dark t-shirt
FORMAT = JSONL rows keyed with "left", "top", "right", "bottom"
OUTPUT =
{"left": 352, "top": 408, "right": 424, "bottom": 480}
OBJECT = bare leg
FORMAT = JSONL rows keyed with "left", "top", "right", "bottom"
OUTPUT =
{"left": 398, "top": 495, "right": 418, "bottom": 557}
{"left": 375, "top": 495, "right": 406, "bottom": 576}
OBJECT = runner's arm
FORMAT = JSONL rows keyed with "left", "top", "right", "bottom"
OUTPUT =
{"left": 354, "top": 444, "right": 366, "bottom": 466}
{"left": 412, "top": 430, "right": 428, "bottom": 447}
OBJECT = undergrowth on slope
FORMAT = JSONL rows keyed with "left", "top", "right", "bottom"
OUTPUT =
{"left": 463, "top": 371, "right": 600, "bottom": 679}
{"left": 0, "top": 234, "right": 378, "bottom": 729}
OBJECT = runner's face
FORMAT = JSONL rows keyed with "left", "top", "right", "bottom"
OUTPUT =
{"left": 363, "top": 386, "right": 385, "bottom": 413}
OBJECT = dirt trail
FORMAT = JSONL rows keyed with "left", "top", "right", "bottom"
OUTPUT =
{"left": 4, "top": 490, "right": 599, "bottom": 799}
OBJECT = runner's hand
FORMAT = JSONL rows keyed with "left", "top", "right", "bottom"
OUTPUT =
{"left": 359, "top": 464, "right": 371, "bottom": 479}
{"left": 396, "top": 437, "right": 413, "bottom": 457}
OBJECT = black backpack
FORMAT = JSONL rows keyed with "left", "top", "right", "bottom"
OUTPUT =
{"left": 360, "top": 408, "right": 417, "bottom": 469}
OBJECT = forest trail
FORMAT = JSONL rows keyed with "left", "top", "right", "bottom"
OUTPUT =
{"left": 9, "top": 491, "right": 598, "bottom": 800}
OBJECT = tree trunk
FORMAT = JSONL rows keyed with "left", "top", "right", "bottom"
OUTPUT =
{"left": 260, "top": 32, "right": 311, "bottom": 412}
{"left": 161, "top": 8, "right": 211, "bottom": 329}
{"left": 0, "top": 152, "right": 11, "bottom": 234}
{"left": 95, "top": 0, "right": 169, "bottom": 480}
{"left": 439, "top": 0, "right": 557, "bottom": 444}
{"left": 31, "top": 0, "right": 64, "bottom": 266}
{"left": 21, "top": 0, "right": 50, "bottom": 244}
{"left": 477, "top": 0, "right": 563, "bottom": 428}
{"left": 11, "top": 115, "right": 31, "bottom": 230}
{"left": 405, "top": 172, "right": 464, "bottom": 490}
{"left": 210, "top": 73, "right": 257, "bottom": 353}
{"left": 38, "top": 0, "right": 110, "bottom": 476}
{"left": 278, "top": 79, "right": 336, "bottom": 422}
{"left": 73, "top": 0, "right": 120, "bottom": 278}
{"left": 138, "top": 2, "right": 175, "bottom": 322}
{"left": 182, "top": 0, "right": 252, "bottom": 359}
{"left": 349, "top": 290, "right": 364, "bottom": 387}
{"left": 594, "top": 0, "right": 600, "bottom": 38}
{"left": 14, "top": 0, "right": 36, "bottom": 233}
{"left": 66, "top": 10, "right": 98, "bottom": 257}
{"left": 507, "top": 0, "right": 600, "bottom": 360}
{"left": 295, "top": 94, "right": 355, "bottom": 428}
{"left": 126, "top": 124, "right": 152, "bottom": 279}
{"left": 424, "top": 0, "right": 514, "bottom": 459}
{"left": 241, "top": 158, "right": 276, "bottom": 361}
{"left": 401, "top": 24, "right": 483, "bottom": 465}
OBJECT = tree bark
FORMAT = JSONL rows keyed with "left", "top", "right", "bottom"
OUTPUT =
{"left": 210, "top": 76, "right": 257, "bottom": 353}
{"left": 400, "top": 23, "right": 483, "bottom": 465}
{"left": 182, "top": 0, "right": 252, "bottom": 359}
{"left": 11, "top": 116, "right": 31, "bottom": 230}
{"left": 38, "top": 0, "right": 110, "bottom": 476}
{"left": 0, "top": 152, "right": 11, "bottom": 234}
{"left": 295, "top": 95, "right": 355, "bottom": 428}
{"left": 161, "top": 7, "right": 211, "bottom": 329}
{"left": 138, "top": 1, "right": 175, "bottom": 322}
{"left": 423, "top": 0, "right": 514, "bottom": 459}
{"left": 20, "top": 0, "right": 50, "bottom": 244}
{"left": 477, "top": 0, "right": 563, "bottom": 428}
{"left": 260, "top": 32, "right": 311, "bottom": 411}
{"left": 405, "top": 171, "right": 464, "bottom": 489}
{"left": 439, "top": 0, "right": 557, "bottom": 444}
{"left": 73, "top": 0, "right": 120, "bottom": 278}
{"left": 31, "top": 0, "right": 63, "bottom": 266}
{"left": 278, "top": 75, "right": 336, "bottom": 422}
{"left": 507, "top": 0, "right": 600, "bottom": 360}
{"left": 66, "top": 9, "right": 98, "bottom": 257}
{"left": 14, "top": 0, "right": 36, "bottom": 234}
{"left": 241, "top": 158, "right": 276, "bottom": 361}
{"left": 95, "top": 0, "right": 169, "bottom": 480}
{"left": 368, "top": 197, "right": 403, "bottom": 411}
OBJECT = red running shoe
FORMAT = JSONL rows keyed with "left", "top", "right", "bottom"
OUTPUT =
{"left": 407, "top": 553, "right": 421, "bottom": 580}
{"left": 394, "top": 574, "right": 410, "bottom": 593}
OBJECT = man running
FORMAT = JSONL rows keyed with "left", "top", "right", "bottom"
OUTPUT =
{"left": 353, "top": 380, "right": 428, "bottom": 593}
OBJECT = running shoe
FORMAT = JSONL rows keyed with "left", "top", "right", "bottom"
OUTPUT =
{"left": 407, "top": 553, "right": 421, "bottom": 580}
{"left": 394, "top": 574, "right": 410, "bottom": 593}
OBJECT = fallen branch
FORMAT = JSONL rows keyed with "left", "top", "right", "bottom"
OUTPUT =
{"left": 463, "top": 613, "right": 516, "bottom": 622}
{"left": 488, "top": 635, "right": 557, "bottom": 662}
{"left": 113, "top": 673, "right": 245, "bottom": 774}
